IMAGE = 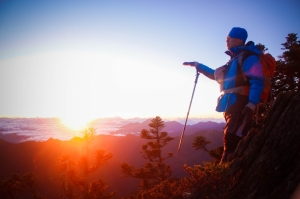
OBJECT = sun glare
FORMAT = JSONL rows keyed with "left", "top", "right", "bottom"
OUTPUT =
{"left": 60, "top": 115, "right": 94, "bottom": 131}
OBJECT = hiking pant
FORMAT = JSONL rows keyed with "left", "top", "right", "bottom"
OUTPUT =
{"left": 220, "top": 111, "right": 252, "bottom": 163}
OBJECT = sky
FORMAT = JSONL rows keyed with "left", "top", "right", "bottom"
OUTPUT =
{"left": 0, "top": 0, "right": 300, "bottom": 127}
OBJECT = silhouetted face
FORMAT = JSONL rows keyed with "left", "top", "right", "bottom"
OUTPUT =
{"left": 226, "top": 36, "right": 244, "bottom": 50}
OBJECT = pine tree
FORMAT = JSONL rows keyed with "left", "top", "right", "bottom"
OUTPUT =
{"left": 0, "top": 172, "right": 46, "bottom": 199}
{"left": 192, "top": 134, "right": 223, "bottom": 163}
{"left": 57, "top": 128, "right": 115, "bottom": 199}
{"left": 273, "top": 33, "right": 300, "bottom": 98}
{"left": 120, "top": 116, "right": 174, "bottom": 191}
{"left": 192, "top": 135, "right": 211, "bottom": 153}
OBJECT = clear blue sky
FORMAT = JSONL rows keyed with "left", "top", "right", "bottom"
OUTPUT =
{"left": 0, "top": 0, "right": 300, "bottom": 125}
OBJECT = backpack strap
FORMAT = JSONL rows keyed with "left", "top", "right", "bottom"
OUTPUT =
{"left": 237, "top": 50, "right": 263, "bottom": 125}
{"left": 237, "top": 50, "right": 260, "bottom": 82}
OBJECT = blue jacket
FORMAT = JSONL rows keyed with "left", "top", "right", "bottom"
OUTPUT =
{"left": 197, "top": 41, "right": 264, "bottom": 112}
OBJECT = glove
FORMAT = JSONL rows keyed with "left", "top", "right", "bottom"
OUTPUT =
{"left": 242, "top": 103, "right": 256, "bottom": 123}
{"left": 183, "top": 62, "right": 199, "bottom": 68}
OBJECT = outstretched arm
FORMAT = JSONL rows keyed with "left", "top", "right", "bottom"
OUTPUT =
{"left": 183, "top": 62, "right": 215, "bottom": 80}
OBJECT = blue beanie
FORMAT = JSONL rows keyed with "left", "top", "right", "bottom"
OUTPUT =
{"left": 228, "top": 27, "right": 248, "bottom": 43}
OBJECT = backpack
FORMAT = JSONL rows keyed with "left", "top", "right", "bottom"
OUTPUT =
{"left": 238, "top": 51, "right": 276, "bottom": 104}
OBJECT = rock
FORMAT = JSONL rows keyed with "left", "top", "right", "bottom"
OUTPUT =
{"left": 228, "top": 91, "right": 300, "bottom": 199}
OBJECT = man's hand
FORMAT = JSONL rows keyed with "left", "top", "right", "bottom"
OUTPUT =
{"left": 242, "top": 103, "right": 255, "bottom": 123}
{"left": 183, "top": 62, "right": 199, "bottom": 68}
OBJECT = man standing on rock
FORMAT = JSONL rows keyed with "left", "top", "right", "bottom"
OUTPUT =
{"left": 183, "top": 27, "right": 264, "bottom": 163}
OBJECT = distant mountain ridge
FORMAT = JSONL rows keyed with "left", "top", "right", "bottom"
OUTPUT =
{"left": 0, "top": 117, "right": 148, "bottom": 143}
{"left": 110, "top": 119, "right": 225, "bottom": 136}
{"left": 0, "top": 118, "right": 225, "bottom": 143}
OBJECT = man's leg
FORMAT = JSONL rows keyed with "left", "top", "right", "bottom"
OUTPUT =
{"left": 220, "top": 112, "right": 244, "bottom": 164}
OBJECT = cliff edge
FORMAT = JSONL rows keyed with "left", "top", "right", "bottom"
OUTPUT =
{"left": 228, "top": 91, "right": 300, "bottom": 199}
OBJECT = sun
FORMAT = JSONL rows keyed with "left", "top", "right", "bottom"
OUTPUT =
{"left": 59, "top": 115, "right": 94, "bottom": 131}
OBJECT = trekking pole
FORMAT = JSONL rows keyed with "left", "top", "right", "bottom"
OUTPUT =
{"left": 177, "top": 68, "right": 200, "bottom": 153}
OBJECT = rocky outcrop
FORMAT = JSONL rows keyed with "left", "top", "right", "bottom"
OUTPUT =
{"left": 228, "top": 91, "right": 300, "bottom": 199}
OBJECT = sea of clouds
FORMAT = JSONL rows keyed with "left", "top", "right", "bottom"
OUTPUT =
{"left": 0, "top": 117, "right": 224, "bottom": 142}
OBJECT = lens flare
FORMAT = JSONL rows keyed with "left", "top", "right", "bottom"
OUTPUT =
{"left": 59, "top": 115, "right": 94, "bottom": 131}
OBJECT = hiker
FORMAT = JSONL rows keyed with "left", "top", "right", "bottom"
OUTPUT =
{"left": 183, "top": 27, "right": 264, "bottom": 163}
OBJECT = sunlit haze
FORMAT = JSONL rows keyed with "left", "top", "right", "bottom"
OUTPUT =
{"left": 1, "top": 1, "right": 300, "bottom": 126}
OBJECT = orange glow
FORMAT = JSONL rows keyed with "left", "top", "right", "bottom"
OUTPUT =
{"left": 59, "top": 115, "right": 94, "bottom": 131}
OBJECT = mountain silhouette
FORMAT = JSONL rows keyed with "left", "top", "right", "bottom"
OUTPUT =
{"left": 109, "top": 120, "right": 225, "bottom": 136}
{"left": 0, "top": 120, "right": 223, "bottom": 198}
